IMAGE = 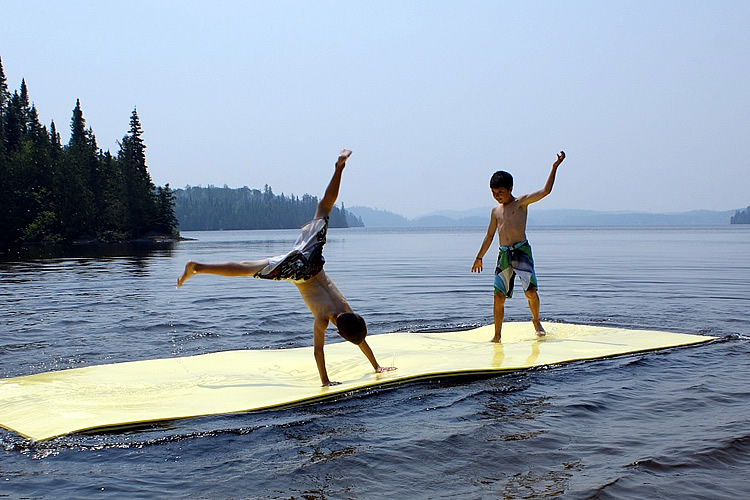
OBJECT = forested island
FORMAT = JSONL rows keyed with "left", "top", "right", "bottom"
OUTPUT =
{"left": 731, "top": 207, "right": 750, "bottom": 224}
{"left": 0, "top": 57, "right": 366, "bottom": 250}
{"left": 0, "top": 58, "right": 178, "bottom": 251}
{"left": 173, "top": 185, "right": 363, "bottom": 231}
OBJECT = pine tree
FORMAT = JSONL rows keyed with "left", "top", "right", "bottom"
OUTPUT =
{"left": 155, "top": 183, "right": 179, "bottom": 235}
{"left": 0, "top": 57, "right": 9, "bottom": 248}
{"left": 0, "top": 57, "right": 9, "bottom": 109}
{"left": 69, "top": 98, "right": 86, "bottom": 147}
{"left": 0, "top": 56, "right": 9, "bottom": 156}
{"left": 19, "top": 79, "right": 30, "bottom": 110}
{"left": 4, "top": 91, "right": 24, "bottom": 152}
{"left": 49, "top": 121, "right": 61, "bottom": 151}
{"left": 0, "top": 92, "right": 25, "bottom": 246}
{"left": 118, "top": 107, "right": 158, "bottom": 236}
{"left": 99, "top": 150, "right": 128, "bottom": 238}
{"left": 55, "top": 99, "right": 96, "bottom": 239}
{"left": 1, "top": 79, "right": 59, "bottom": 243}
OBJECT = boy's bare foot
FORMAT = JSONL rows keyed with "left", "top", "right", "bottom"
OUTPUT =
{"left": 177, "top": 261, "right": 198, "bottom": 288}
{"left": 490, "top": 335, "right": 501, "bottom": 343}
{"left": 336, "top": 149, "right": 352, "bottom": 168}
{"left": 535, "top": 323, "right": 546, "bottom": 336}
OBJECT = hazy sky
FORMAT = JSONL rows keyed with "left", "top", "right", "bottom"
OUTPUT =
{"left": 3, "top": 1, "right": 749, "bottom": 217}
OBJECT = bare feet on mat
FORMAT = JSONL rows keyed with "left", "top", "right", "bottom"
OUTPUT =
{"left": 535, "top": 322, "right": 546, "bottom": 336}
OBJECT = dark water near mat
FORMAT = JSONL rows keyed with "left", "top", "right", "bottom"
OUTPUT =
{"left": 1, "top": 226, "right": 749, "bottom": 499}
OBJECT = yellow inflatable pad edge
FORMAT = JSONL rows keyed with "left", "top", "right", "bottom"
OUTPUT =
{"left": 0, "top": 322, "right": 714, "bottom": 441}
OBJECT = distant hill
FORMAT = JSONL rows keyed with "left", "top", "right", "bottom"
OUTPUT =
{"left": 348, "top": 206, "right": 487, "bottom": 227}
{"left": 529, "top": 209, "right": 736, "bottom": 226}
{"left": 348, "top": 206, "right": 736, "bottom": 228}
{"left": 346, "top": 206, "right": 412, "bottom": 227}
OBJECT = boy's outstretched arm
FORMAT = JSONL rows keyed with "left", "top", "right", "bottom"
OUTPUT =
{"left": 520, "top": 150, "right": 566, "bottom": 206}
{"left": 358, "top": 339, "right": 397, "bottom": 373}
{"left": 315, "top": 149, "right": 352, "bottom": 219}
{"left": 313, "top": 317, "right": 339, "bottom": 386}
{"left": 472, "top": 211, "right": 498, "bottom": 273}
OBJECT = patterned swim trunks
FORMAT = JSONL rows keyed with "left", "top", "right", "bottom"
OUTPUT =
{"left": 255, "top": 217, "right": 328, "bottom": 282}
{"left": 493, "top": 240, "right": 538, "bottom": 298}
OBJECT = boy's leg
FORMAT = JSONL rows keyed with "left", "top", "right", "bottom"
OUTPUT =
{"left": 177, "top": 259, "right": 269, "bottom": 287}
{"left": 492, "top": 259, "right": 513, "bottom": 342}
{"left": 314, "top": 149, "right": 351, "bottom": 219}
{"left": 524, "top": 287, "right": 545, "bottom": 335}
{"left": 492, "top": 292, "right": 505, "bottom": 342}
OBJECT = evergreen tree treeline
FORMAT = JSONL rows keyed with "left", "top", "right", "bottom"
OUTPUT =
{"left": 730, "top": 207, "right": 750, "bottom": 224}
{"left": 174, "top": 185, "right": 364, "bottom": 231}
{"left": 0, "top": 57, "right": 178, "bottom": 251}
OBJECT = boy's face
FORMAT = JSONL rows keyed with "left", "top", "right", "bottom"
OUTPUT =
{"left": 491, "top": 186, "right": 513, "bottom": 204}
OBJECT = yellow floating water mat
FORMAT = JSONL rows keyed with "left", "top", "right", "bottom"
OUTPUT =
{"left": 0, "top": 322, "right": 714, "bottom": 441}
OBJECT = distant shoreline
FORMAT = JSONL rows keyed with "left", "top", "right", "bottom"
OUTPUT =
{"left": 347, "top": 206, "right": 739, "bottom": 228}
{"left": 0, "top": 233, "right": 185, "bottom": 259}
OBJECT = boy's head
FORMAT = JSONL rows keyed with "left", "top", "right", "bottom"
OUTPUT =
{"left": 490, "top": 171, "right": 514, "bottom": 204}
{"left": 490, "top": 170, "right": 513, "bottom": 190}
{"left": 336, "top": 312, "right": 367, "bottom": 345}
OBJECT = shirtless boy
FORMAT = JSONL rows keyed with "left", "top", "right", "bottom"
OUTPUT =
{"left": 471, "top": 151, "right": 566, "bottom": 342}
{"left": 177, "top": 149, "right": 396, "bottom": 386}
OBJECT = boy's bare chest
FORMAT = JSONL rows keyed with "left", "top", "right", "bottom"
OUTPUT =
{"left": 495, "top": 202, "right": 527, "bottom": 226}
{"left": 494, "top": 203, "right": 528, "bottom": 243}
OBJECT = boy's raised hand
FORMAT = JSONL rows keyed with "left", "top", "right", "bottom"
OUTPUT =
{"left": 554, "top": 150, "right": 566, "bottom": 167}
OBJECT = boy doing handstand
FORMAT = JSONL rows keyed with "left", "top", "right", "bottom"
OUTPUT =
{"left": 471, "top": 151, "right": 565, "bottom": 342}
{"left": 177, "top": 149, "right": 396, "bottom": 386}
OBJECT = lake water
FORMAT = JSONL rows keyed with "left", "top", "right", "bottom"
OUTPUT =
{"left": 1, "top": 226, "right": 749, "bottom": 499}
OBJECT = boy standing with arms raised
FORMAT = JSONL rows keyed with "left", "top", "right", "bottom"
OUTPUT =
{"left": 471, "top": 151, "right": 565, "bottom": 341}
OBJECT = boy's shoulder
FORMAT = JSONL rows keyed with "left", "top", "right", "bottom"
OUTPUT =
{"left": 514, "top": 192, "right": 537, "bottom": 206}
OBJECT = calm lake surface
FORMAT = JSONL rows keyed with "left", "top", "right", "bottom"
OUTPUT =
{"left": 2, "top": 226, "right": 749, "bottom": 499}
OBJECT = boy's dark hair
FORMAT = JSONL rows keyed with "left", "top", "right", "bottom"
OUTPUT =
{"left": 336, "top": 312, "right": 367, "bottom": 345}
{"left": 490, "top": 171, "right": 513, "bottom": 190}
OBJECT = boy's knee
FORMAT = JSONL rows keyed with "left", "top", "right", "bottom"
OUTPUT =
{"left": 524, "top": 287, "right": 538, "bottom": 298}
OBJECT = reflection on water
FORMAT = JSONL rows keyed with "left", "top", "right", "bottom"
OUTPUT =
{"left": 0, "top": 241, "right": 175, "bottom": 266}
